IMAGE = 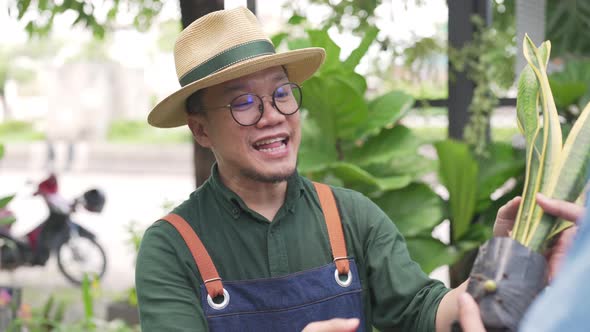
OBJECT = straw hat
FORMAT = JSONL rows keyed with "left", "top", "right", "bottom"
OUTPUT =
{"left": 148, "top": 7, "right": 326, "bottom": 128}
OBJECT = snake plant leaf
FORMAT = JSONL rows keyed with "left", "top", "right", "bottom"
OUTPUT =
{"left": 512, "top": 42, "right": 548, "bottom": 240}
{"left": 521, "top": 36, "right": 563, "bottom": 247}
{"left": 513, "top": 36, "right": 590, "bottom": 251}
{"left": 551, "top": 102, "right": 590, "bottom": 202}
{"left": 527, "top": 101, "right": 590, "bottom": 248}
{"left": 512, "top": 36, "right": 563, "bottom": 248}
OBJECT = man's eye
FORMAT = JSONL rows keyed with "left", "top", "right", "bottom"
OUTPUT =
{"left": 275, "top": 89, "right": 291, "bottom": 98}
{"left": 232, "top": 95, "right": 255, "bottom": 110}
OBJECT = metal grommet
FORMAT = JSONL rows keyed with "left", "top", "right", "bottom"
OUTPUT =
{"left": 207, "top": 288, "right": 230, "bottom": 310}
{"left": 334, "top": 269, "right": 352, "bottom": 287}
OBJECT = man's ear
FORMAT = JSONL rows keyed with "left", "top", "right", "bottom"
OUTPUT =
{"left": 187, "top": 115, "right": 212, "bottom": 148}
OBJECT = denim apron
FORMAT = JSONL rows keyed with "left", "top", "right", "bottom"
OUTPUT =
{"left": 162, "top": 182, "right": 365, "bottom": 331}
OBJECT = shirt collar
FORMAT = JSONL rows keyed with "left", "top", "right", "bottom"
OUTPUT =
{"left": 207, "top": 163, "right": 305, "bottom": 219}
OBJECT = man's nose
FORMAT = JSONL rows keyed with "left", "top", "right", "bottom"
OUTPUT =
{"left": 256, "top": 97, "right": 283, "bottom": 127}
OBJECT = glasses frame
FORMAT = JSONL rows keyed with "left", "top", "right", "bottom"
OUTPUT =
{"left": 198, "top": 82, "right": 303, "bottom": 126}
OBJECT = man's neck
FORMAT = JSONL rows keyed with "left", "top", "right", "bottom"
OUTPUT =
{"left": 219, "top": 170, "right": 288, "bottom": 221}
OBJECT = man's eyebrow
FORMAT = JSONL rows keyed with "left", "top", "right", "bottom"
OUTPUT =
{"left": 272, "top": 72, "right": 289, "bottom": 82}
{"left": 223, "top": 83, "right": 247, "bottom": 93}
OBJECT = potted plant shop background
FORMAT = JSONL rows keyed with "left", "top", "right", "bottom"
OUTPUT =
{"left": 466, "top": 35, "right": 590, "bottom": 331}
{"left": 273, "top": 18, "right": 526, "bottom": 288}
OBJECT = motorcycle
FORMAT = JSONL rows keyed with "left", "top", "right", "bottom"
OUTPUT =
{"left": 0, "top": 174, "right": 107, "bottom": 285}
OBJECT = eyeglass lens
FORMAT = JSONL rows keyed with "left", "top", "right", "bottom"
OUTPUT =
{"left": 229, "top": 83, "right": 302, "bottom": 126}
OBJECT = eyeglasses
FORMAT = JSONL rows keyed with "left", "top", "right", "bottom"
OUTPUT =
{"left": 199, "top": 82, "right": 303, "bottom": 126}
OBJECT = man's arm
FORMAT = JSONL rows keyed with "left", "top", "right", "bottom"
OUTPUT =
{"left": 136, "top": 222, "right": 208, "bottom": 331}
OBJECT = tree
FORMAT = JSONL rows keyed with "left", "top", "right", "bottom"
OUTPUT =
{"left": 10, "top": 0, "right": 225, "bottom": 186}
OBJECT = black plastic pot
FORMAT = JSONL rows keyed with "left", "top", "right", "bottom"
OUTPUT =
{"left": 465, "top": 237, "right": 547, "bottom": 331}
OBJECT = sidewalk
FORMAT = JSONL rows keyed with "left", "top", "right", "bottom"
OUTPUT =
{"left": 1, "top": 142, "right": 194, "bottom": 175}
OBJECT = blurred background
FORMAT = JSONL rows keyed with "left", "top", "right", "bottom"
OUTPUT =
{"left": 0, "top": 0, "right": 589, "bottom": 330}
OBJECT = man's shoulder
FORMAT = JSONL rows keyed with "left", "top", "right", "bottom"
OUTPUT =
{"left": 299, "top": 175, "right": 369, "bottom": 204}
{"left": 143, "top": 183, "right": 211, "bottom": 239}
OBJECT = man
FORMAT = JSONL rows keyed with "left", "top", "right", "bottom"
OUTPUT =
{"left": 458, "top": 193, "right": 587, "bottom": 332}
{"left": 135, "top": 7, "right": 569, "bottom": 332}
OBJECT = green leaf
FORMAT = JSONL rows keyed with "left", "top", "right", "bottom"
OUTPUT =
{"left": 320, "top": 69, "right": 367, "bottom": 95}
{"left": 82, "top": 274, "right": 94, "bottom": 322}
{"left": 307, "top": 29, "right": 341, "bottom": 72}
{"left": 271, "top": 32, "right": 289, "bottom": 48}
{"left": 0, "top": 144, "right": 3, "bottom": 159}
{"left": 359, "top": 91, "right": 414, "bottom": 137}
{"left": 0, "top": 216, "right": 16, "bottom": 226}
{"left": 552, "top": 101, "right": 590, "bottom": 203}
{"left": 287, "top": 38, "right": 311, "bottom": 51}
{"left": 549, "top": 79, "right": 588, "bottom": 109}
{"left": 546, "top": 220, "right": 574, "bottom": 240}
{"left": 18, "top": 0, "right": 32, "bottom": 19}
{"left": 475, "top": 143, "right": 525, "bottom": 211}
{"left": 0, "top": 195, "right": 15, "bottom": 209}
{"left": 345, "top": 125, "right": 420, "bottom": 167}
{"left": 364, "top": 153, "right": 437, "bottom": 180}
{"left": 343, "top": 26, "right": 378, "bottom": 70}
{"left": 302, "top": 76, "right": 368, "bottom": 141}
{"left": 435, "top": 140, "right": 479, "bottom": 242}
{"left": 513, "top": 50, "right": 544, "bottom": 241}
{"left": 373, "top": 183, "right": 444, "bottom": 237}
{"left": 323, "top": 162, "right": 412, "bottom": 193}
{"left": 517, "top": 37, "right": 563, "bottom": 248}
{"left": 298, "top": 117, "right": 338, "bottom": 173}
{"left": 529, "top": 101, "right": 590, "bottom": 248}
{"left": 288, "top": 14, "right": 306, "bottom": 25}
{"left": 405, "top": 236, "right": 459, "bottom": 274}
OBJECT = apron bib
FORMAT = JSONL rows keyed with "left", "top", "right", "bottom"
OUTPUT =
{"left": 161, "top": 182, "right": 365, "bottom": 331}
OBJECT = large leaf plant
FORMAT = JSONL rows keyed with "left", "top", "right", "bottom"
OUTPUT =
{"left": 277, "top": 27, "right": 506, "bottom": 274}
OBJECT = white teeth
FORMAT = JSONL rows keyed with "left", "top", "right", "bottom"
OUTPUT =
{"left": 255, "top": 137, "right": 285, "bottom": 146}
{"left": 258, "top": 144, "right": 285, "bottom": 153}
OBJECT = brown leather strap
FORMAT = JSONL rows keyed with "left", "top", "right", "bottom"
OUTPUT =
{"left": 313, "top": 182, "right": 350, "bottom": 275}
{"left": 160, "top": 213, "right": 224, "bottom": 298}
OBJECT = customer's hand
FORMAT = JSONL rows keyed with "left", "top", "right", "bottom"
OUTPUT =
{"left": 535, "top": 193, "right": 583, "bottom": 280}
{"left": 492, "top": 193, "right": 585, "bottom": 280}
{"left": 492, "top": 196, "right": 522, "bottom": 237}
{"left": 302, "top": 318, "right": 359, "bottom": 332}
{"left": 458, "top": 293, "right": 486, "bottom": 332}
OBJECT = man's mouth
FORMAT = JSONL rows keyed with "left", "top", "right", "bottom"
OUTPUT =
{"left": 253, "top": 136, "right": 289, "bottom": 153}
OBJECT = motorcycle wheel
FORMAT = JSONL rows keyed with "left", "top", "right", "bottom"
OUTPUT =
{"left": 56, "top": 233, "right": 107, "bottom": 285}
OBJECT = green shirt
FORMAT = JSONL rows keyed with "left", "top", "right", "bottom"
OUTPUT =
{"left": 136, "top": 166, "right": 450, "bottom": 331}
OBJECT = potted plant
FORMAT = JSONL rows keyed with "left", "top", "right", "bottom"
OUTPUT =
{"left": 465, "top": 35, "right": 590, "bottom": 331}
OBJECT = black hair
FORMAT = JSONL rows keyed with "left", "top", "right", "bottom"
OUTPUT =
{"left": 185, "top": 89, "right": 205, "bottom": 114}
